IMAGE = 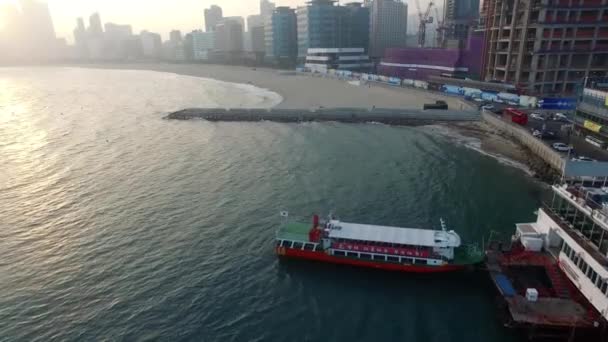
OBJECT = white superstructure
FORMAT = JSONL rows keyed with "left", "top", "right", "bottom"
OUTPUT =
{"left": 327, "top": 219, "right": 461, "bottom": 259}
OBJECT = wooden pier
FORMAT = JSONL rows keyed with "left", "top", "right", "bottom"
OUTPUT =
{"left": 165, "top": 107, "right": 480, "bottom": 126}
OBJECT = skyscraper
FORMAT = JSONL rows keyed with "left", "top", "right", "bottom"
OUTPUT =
{"left": 481, "top": 0, "right": 608, "bottom": 95}
{"left": 444, "top": 0, "right": 480, "bottom": 41}
{"left": 140, "top": 30, "right": 162, "bottom": 59}
{"left": 170, "top": 30, "right": 183, "bottom": 43}
{"left": 88, "top": 12, "right": 103, "bottom": 37}
{"left": 204, "top": 5, "right": 223, "bottom": 32}
{"left": 214, "top": 19, "right": 244, "bottom": 53}
{"left": 265, "top": 6, "right": 298, "bottom": 65}
{"left": 369, "top": 0, "right": 408, "bottom": 59}
{"left": 260, "top": 0, "right": 276, "bottom": 18}
{"left": 343, "top": 3, "right": 370, "bottom": 53}
{"left": 297, "top": 0, "right": 371, "bottom": 58}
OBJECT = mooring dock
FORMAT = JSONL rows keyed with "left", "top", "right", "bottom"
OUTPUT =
{"left": 165, "top": 107, "right": 480, "bottom": 125}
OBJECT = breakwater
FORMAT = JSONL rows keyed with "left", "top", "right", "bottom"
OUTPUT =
{"left": 165, "top": 107, "right": 480, "bottom": 125}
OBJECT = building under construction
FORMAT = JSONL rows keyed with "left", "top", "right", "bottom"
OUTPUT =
{"left": 481, "top": 0, "right": 608, "bottom": 96}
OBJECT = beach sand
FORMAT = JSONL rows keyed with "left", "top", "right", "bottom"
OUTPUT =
{"left": 85, "top": 63, "right": 468, "bottom": 110}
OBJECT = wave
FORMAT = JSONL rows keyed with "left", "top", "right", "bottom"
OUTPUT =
{"left": 422, "top": 125, "right": 534, "bottom": 176}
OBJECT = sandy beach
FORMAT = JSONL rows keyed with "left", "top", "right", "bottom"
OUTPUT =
{"left": 84, "top": 63, "right": 468, "bottom": 110}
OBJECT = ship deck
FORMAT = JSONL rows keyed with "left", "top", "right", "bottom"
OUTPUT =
{"left": 276, "top": 222, "right": 311, "bottom": 242}
{"left": 486, "top": 245, "right": 599, "bottom": 329}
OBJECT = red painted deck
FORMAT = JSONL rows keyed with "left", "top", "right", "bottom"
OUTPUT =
{"left": 276, "top": 247, "right": 466, "bottom": 273}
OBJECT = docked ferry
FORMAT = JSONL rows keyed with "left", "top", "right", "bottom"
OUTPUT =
{"left": 275, "top": 214, "right": 484, "bottom": 273}
{"left": 485, "top": 164, "right": 608, "bottom": 340}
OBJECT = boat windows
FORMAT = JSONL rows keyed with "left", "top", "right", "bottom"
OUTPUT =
{"left": 347, "top": 252, "right": 358, "bottom": 258}
{"left": 359, "top": 253, "right": 372, "bottom": 260}
{"left": 387, "top": 256, "right": 399, "bottom": 263}
{"left": 304, "top": 243, "right": 315, "bottom": 251}
{"left": 402, "top": 258, "right": 413, "bottom": 264}
{"left": 590, "top": 269, "right": 598, "bottom": 285}
{"left": 579, "top": 260, "right": 588, "bottom": 274}
{"left": 373, "top": 254, "right": 385, "bottom": 261}
{"left": 414, "top": 259, "right": 427, "bottom": 265}
{"left": 602, "top": 281, "right": 608, "bottom": 295}
{"left": 334, "top": 250, "right": 346, "bottom": 256}
{"left": 562, "top": 243, "right": 572, "bottom": 256}
{"left": 293, "top": 242, "right": 304, "bottom": 250}
{"left": 276, "top": 240, "right": 284, "bottom": 247}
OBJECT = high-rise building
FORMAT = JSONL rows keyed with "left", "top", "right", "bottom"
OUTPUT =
{"left": 265, "top": 6, "right": 298, "bottom": 64}
{"left": 140, "top": 30, "right": 162, "bottom": 59}
{"left": 260, "top": 0, "right": 276, "bottom": 17}
{"left": 104, "top": 23, "right": 132, "bottom": 40}
{"left": 73, "top": 18, "right": 88, "bottom": 59}
{"left": 369, "top": 0, "right": 408, "bottom": 59}
{"left": 214, "top": 18, "right": 244, "bottom": 52}
{"left": 224, "top": 16, "right": 245, "bottom": 30}
{"left": 88, "top": 12, "right": 103, "bottom": 37}
{"left": 575, "top": 77, "right": 608, "bottom": 141}
{"left": 15, "top": 0, "right": 57, "bottom": 59}
{"left": 103, "top": 23, "right": 133, "bottom": 60}
{"left": 204, "top": 5, "right": 223, "bottom": 32}
{"left": 250, "top": 26, "right": 266, "bottom": 53}
{"left": 297, "top": 0, "right": 370, "bottom": 58}
{"left": 444, "top": 0, "right": 480, "bottom": 41}
{"left": 247, "top": 14, "right": 264, "bottom": 31}
{"left": 343, "top": 3, "right": 370, "bottom": 53}
{"left": 170, "top": 30, "right": 183, "bottom": 43}
{"left": 481, "top": 0, "right": 608, "bottom": 96}
{"left": 191, "top": 30, "right": 215, "bottom": 60}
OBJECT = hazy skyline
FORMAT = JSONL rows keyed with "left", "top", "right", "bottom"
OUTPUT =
{"left": 0, "top": 0, "right": 433, "bottom": 42}
{"left": 40, "top": 0, "right": 366, "bottom": 41}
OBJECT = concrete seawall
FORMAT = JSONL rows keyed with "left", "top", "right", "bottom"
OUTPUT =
{"left": 165, "top": 107, "right": 480, "bottom": 125}
{"left": 481, "top": 109, "right": 565, "bottom": 176}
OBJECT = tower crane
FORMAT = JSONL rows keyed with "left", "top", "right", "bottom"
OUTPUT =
{"left": 415, "top": 0, "right": 435, "bottom": 48}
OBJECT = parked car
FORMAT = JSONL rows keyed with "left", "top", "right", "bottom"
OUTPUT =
{"left": 530, "top": 113, "right": 545, "bottom": 121}
{"left": 552, "top": 142, "right": 573, "bottom": 152}
{"left": 552, "top": 113, "right": 569, "bottom": 121}
{"left": 481, "top": 104, "right": 495, "bottom": 110}
{"left": 532, "top": 129, "right": 557, "bottom": 140}
{"left": 572, "top": 156, "right": 596, "bottom": 162}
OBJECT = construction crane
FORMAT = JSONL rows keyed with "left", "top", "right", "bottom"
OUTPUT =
{"left": 415, "top": 0, "right": 435, "bottom": 48}
{"left": 435, "top": 7, "right": 447, "bottom": 48}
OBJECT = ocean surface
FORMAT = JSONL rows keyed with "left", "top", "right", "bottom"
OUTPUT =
{"left": 0, "top": 67, "right": 544, "bottom": 342}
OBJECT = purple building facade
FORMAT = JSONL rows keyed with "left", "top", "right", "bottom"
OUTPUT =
{"left": 378, "top": 31, "right": 484, "bottom": 81}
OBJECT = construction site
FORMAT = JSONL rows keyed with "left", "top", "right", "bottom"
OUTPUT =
{"left": 481, "top": 0, "right": 608, "bottom": 96}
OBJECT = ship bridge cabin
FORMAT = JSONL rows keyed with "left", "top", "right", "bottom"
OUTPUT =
{"left": 325, "top": 220, "right": 462, "bottom": 262}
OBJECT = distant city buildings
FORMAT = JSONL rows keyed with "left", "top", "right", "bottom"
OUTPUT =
{"left": 265, "top": 6, "right": 298, "bottom": 66}
{"left": 0, "top": 0, "right": 62, "bottom": 62}
{"left": 204, "top": 5, "right": 223, "bottom": 32}
{"left": 369, "top": 0, "right": 408, "bottom": 59}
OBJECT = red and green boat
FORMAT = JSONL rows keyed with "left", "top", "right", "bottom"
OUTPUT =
{"left": 275, "top": 214, "right": 484, "bottom": 273}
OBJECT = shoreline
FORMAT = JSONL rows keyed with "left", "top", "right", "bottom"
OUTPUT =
{"left": 43, "top": 63, "right": 547, "bottom": 179}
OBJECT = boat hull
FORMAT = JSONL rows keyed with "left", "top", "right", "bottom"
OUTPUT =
{"left": 276, "top": 247, "right": 468, "bottom": 273}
